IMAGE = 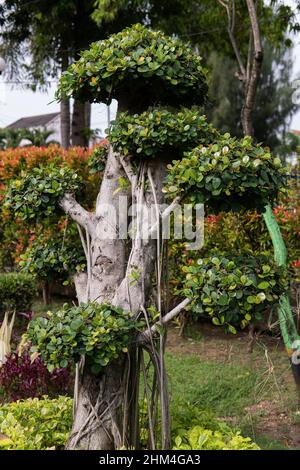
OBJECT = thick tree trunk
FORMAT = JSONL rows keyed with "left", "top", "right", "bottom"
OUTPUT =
{"left": 64, "top": 146, "right": 168, "bottom": 449}
{"left": 42, "top": 280, "right": 51, "bottom": 305}
{"left": 60, "top": 98, "right": 71, "bottom": 149}
{"left": 66, "top": 359, "right": 126, "bottom": 450}
{"left": 60, "top": 52, "right": 71, "bottom": 149}
{"left": 71, "top": 100, "right": 90, "bottom": 147}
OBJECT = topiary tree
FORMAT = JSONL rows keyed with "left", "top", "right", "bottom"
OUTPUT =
{"left": 5, "top": 23, "right": 296, "bottom": 449}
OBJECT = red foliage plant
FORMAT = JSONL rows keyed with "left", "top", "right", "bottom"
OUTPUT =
{"left": 0, "top": 349, "right": 73, "bottom": 402}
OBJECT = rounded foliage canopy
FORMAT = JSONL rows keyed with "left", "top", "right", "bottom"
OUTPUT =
{"left": 56, "top": 23, "right": 208, "bottom": 108}
{"left": 4, "top": 165, "right": 82, "bottom": 220}
{"left": 108, "top": 108, "right": 218, "bottom": 158}
{"left": 164, "top": 135, "right": 285, "bottom": 211}
{"left": 27, "top": 303, "right": 141, "bottom": 374}
{"left": 178, "top": 253, "right": 287, "bottom": 332}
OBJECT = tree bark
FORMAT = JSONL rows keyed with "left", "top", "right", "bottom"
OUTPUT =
{"left": 66, "top": 359, "right": 126, "bottom": 450}
{"left": 42, "top": 280, "right": 51, "bottom": 305}
{"left": 60, "top": 98, "right": 71, "bottom": 149}
{"left": 63, "top": 145, "right": 169, "bottom": 449}
{"left": 218, "top": 0, "right": 263, "bottom": 137}
{"left": 71, "top": 100, "right": 90, "bottom": 147}
{"left": 241, "top": 0, "right": 263, "bottom": 136}
{"left": 60, "top": 52, "right": 71, "bottom": 149}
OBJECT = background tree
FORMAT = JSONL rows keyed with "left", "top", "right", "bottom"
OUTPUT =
{"left": 0, "top": 0, "right": 102, "bottom": 147}
{"left": 215, "top": 0, "right": 300, "bottom": 137}
{"left": 207, "top": 41, "right": 299, "bottom": 151}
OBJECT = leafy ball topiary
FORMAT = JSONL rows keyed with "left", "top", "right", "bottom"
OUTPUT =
{"left": 108, "top": 108, "right": 219, "bottom": 158}
{"left": 19, "top": 233, "right": 86, "bottom": 281}
{"left": 178, "top": 253, "right": 287, "bottom": 332}
{"left": 4, "top": 165, "right": 82, "bottom": 220}
{"left": 56, "top": 23, "right": 208, "bottom": 108}
{"left": 164, "top": 134, "right": 285, "bottom": 211}
{"left": 27, "top": 303, "right": 142, "bottom": 374}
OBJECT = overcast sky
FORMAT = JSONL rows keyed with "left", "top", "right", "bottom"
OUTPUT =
{"left": 0, "top": 1, "right": 299, "bottom": 133}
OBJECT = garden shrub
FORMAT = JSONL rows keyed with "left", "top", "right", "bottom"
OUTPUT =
{"left": 178, "top": 253, "right": 287, "bottom": 332}
{"left": 164, "top": 134, "right": 285, "bottom": 212}
{"left": 108, "top": 108, "right": 218, "bottom": 158}
{"left": 0, "top": 145, "right": 102, "bottom": 274}
{"left": 0, "top": 395, "right": 259, "bottom": 450}
{"left": 57, "top": 23, "right": 208, "bottom": 107}
{"left": 0, "top": 272, "right": 36, "bottom": 314}
{"left": 4, "top": 165, "right": 82, "bottom": 220}
{"left": 0, "top": 349, "right": 73, "bottom": 402}
{"left": 19, "top": 230, "right": 86, "bottom": 281}
{"left": 172, "top": 426, "right": 259, "bottom": 450}
{"left": 27, "top": 303, "right": 142, "bottom": 374}
{"left": 0, "top": 396, "right": 72, "bottom": 450}
{"left": 88, "top": 140, "right": 109, "bottom": 174}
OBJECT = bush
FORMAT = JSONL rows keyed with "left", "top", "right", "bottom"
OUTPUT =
{"left": 19, "top": 231, "right": 86, "bottom": 281}
{"left": 0, "top": 272, "right": 36, "bottom": 314}
{"left": 0, "top": 349, "right": 73, "bottom": 402}
{"left": 4, "top": 165, "right": 82, "bottom": 220}
{"left": 172, "top": 426, "right": 259, "bottom": 450}
{"left": 165, "top": 134, "right": 285, "bottom": 212}
{"left": 0, "top": 396, "right": 72, "bottom": 450}
{"left": 27, "top": 303, "right": 141, "bottom": 374}
{"left": 108, "top": 108, "right": 218, "bottom": 158}
{"left": 177, "top": 253, "right": 287, "bottom": 332}
{"left": 57, "top": 23, "right": 208, "bottom": 107}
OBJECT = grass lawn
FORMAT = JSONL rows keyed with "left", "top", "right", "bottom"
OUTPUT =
{"left": 166, "top": 324, "right": 300, "bottom": 450}
{"left": 17, "top": 297, "right": 300, "bottom": 450}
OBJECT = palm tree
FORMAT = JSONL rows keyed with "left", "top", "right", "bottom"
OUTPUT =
{"left": 23, "top": 128, "right": 59, "bottom": 147}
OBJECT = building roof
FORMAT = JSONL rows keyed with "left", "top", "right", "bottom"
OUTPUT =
{"left": 6, "top": 112, "right": 60, "bottom": 129}
{"left": 291, "top": 130, "right": 300, "bottom": 136}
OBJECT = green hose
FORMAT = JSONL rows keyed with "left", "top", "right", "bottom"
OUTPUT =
{"left": 263, "top": 203, "right": 299, "bottom": 352}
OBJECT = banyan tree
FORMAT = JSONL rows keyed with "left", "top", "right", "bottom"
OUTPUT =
{"left": 6, "top": 24, "right": 299, "bottom": 449}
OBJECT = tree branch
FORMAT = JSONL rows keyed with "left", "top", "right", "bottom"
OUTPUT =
{"left": 138, "top": 298, "right": 191, "bottom": 343}
{"left": 59, "top": 193, "right": 95, "bottom": 235}
{"left": 148, "top": 196, "right": 181, "bottom": 239}
{"left": 217, "top": 0, "right": 246, "bottom": 80}
{"left": 241, "top": 0, "right": 263, "bottom": 136}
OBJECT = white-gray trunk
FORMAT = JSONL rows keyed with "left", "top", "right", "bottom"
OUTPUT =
{"left": 62, "top": 146, "right": 168, "bottom": 449}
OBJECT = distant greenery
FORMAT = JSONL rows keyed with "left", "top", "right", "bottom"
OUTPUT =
{"left": 0, "top": 272, "right": 36, "bottom": 315}
{"left": 0, "top": 128, "right": 57, "bottom": 149}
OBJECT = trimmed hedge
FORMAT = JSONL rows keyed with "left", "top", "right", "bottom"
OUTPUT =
{"left": 0, "top": 396, "right": 72, "bottom": 450}
{"left": 0, "top": 272, "right": 36, "bottom": 314}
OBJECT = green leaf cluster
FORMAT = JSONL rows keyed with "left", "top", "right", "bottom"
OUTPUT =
{"left": 4, "top": 165, "right": 82, "bottom": 220}
{"left": 0, "top": 396, "right": 72, "bottom": 450}
{"left": 27, "top": 303, "right": 141, "bottom": 374}
{"left": 88, "top": 143, "right": 109, "bottom": 174}
{"left": 173, "top": 425, "right": 259, "bottom": 450}
{"left": 164, "top": 134, "right": 285, "bottom": 211}
{"left": 108, "top": 108, "right": 218, "bottom": 158}
{"left": 178, "top": 254, "right": 287, "bottom": 332}
{"left": 0, "top": 272, "right": 36, "bottom": 315}
{"left": 19, "top": 233, "right": 86, "bottom": 281}
{"left": 56, "top": 23, "right": 208, "bottom": 107}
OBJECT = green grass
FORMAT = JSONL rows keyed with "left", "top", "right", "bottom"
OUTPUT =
{"left": 165, "top": 350, "right": 292, "bottom": 449}
{"left": 32, "top": 297, "right": 70, "bottom": 316}
{"left": 166, "top": 352, "right": 257, "bottom": 416}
